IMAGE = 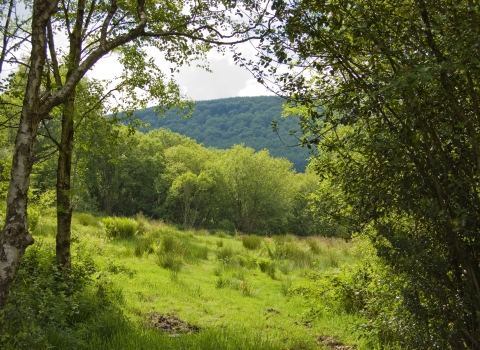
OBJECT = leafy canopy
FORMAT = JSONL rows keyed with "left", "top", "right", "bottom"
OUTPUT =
{"left": 249, "top": 0, "right": 480, "bottom": 347}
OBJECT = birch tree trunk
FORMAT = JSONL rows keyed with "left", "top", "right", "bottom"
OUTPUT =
{"left": 0, "top": 0, "right": 58, "bottom": 308}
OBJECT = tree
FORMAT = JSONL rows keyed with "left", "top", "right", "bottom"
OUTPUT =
{"left": 253, "top": 0, "right": 480, "bottom": 347}
{"left": 0, "top": 0, "right": 30, "bottom": 75}
{"left": 80, "top": 127, "right": 166, "bottom": 217}
{"left": 168, "top": 171, "right": 214, "bottom": 227}
{"left": 159, "top": 141, "right": 216, "bottom": 223}
{"left": 220, "top": 145, "right": 294, "bottom": 234}
{"left": 0, "top": 0, "right": 269, "bottom": 308}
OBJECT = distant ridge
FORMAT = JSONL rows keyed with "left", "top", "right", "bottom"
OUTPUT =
{"left": 134, "top": 96, "right": 311, "bottom": 171}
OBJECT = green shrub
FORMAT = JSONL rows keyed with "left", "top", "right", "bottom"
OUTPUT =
{"left": 195, "top": 229, "right": 209, "bottom": 236}
{"left": 236, "top": 253, "right": 257, "bottom": 269}
{"left": 214, "top": 230, "right": 228, "bottom": 238}
{"left": 157, "top": 253, "right": 183, "bottom": 273}
{"left": 32, "top": 221, "right": 56, "bottom": 237}
{"left": 242, "top": 235, "right": 262, "bottom": 250}
{"left": 102, "top": 217, "right": 138, "bottom": 238}
{"left": 0, "top": 240, "right": 120, "bottom": 349}
{"left": 216, "top": 276, "right": 228, "bottom": 289}
{"left": 105, "top": 259, "right": 136, "bottom": 278}
{"left": 276, "top": 241, "right": 315, "bottom": 268}
{"left": 273, "top": 234, "right": 297, "bottom": 244}
{"left": 27, "top": 207, "right": 40, "bottom": 232}
{"left": 278, "top": 261, "right": 294, "bottom": 275}
{"left": 186, "top": 243, "right": 209, "bottom": 261}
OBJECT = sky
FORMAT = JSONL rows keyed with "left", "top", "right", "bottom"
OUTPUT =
{"left": 89, "top": 45, "right": 274, "bottom": 102}
{"left": 6, "top": 3, "right": 274, "bottom": 102}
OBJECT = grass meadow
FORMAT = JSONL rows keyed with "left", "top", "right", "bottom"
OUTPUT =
{"left": 0, "top": 210, "right": 397, "bottom": 349}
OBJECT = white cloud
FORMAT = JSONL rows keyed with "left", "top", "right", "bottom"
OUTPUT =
{"left": 175, "top": 53, "right": 271, "bottom": 100}
{"left": 88, "top": 45, "right": 272, "bottom": 102}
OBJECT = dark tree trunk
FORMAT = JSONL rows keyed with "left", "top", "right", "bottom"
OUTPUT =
{"left": 56, "top": 96, "right": 75, "bottom": 268}
{"left": 55, "top": 0, "right": 84, "bottom": 268}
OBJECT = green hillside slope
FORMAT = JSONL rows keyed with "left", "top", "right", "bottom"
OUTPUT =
{"left": 134, "top": 96, "right": 311, "bottom": 171}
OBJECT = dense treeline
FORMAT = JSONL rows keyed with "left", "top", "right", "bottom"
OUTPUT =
{"left": 135, "top": 96, "right": 311, "bottom": 172}
{"left": 9, "top": 124, "right": 344, "bottom": 237}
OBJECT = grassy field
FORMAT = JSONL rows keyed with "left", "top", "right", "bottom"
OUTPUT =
{"left": 1, "top": 210, "right": 391, "bottom": 349}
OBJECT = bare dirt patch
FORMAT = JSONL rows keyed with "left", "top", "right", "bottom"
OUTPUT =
{"left": 148, "top": 312, "right": 200, "bottom": 335}
{"left": 317, "top": 335, "right": 356, "bottom": 349}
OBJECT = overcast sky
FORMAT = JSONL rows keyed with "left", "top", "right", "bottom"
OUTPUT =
{"left": 89, "top": 45, "right": 273, "bottom": 102}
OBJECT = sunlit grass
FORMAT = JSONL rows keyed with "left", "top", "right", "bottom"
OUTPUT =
{"left": 4, "top": 211, "right": 378, "bottom": 349}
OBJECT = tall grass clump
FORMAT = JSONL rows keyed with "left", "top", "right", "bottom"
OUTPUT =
{"left": 156, "top": 235, "right": 186, "bottom": 274}
{"left": 216, "top": 246, "right": 234, "bottom": 263}
{"left": 75, "top": 212, "right": 101, "bottom": 227}
{"left": 275, "top": 241, "right": 315, "bottom": 269}
{"left": 257, "top": 258, "right": 276, "bottom": 279}
{"left": 242, "top": 235, "right": 262, "bottom": 250}
{"left": 102, "top": 217, "right": 138, "bottom": 238}
{"left": 134, "top": 236, "right": 156, "bottom": 257}
{"left": 236, "top": 253, "right": 257, "bottom": 269}
{"left": 135, "top": 212, "right": 150, "bottom": 234}
{"left": 86, "top": 325, "right": 291, "bottom": 350}
{"left": 185, "top": 242, "right": 210, "bottom": 261}
{"left": 218, "top": 219, "right": 235, "bottom": 234}
{"left": 281, "top": 277, "right": 292, "bottom": 296}
{"left": 306, "top": 237, "right": 323, "bottom": 255}
{"left": 32, "top": 220, "right": 56, "bottom": 237}
{"left": 278, "top": 261, "right": 294, "bottom": 275}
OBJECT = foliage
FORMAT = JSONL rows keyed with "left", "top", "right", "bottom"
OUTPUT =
{"left": 219, "top": 145, "right": 295, "bottom": 234}
{"left": 102, "top": 217, "right": 139, "bottom": 238}
{"left": 134, "top": 236, "right": 156, "bottom": 257}
{"left": 252, "top": 0, "right": 480, "bottom": 347}
{"left": 26, "top": 207, "right": 40, "bottom": 232}
{"left": 81, "top": 129, "right": 167, "bottom": 217}
{"left": 288, "top": 240, "right": 424, "bottom": 348}
{"left": 168, "top": 171, "right": 214, "bottom": 227}
{"left": 155, "top": 235, "right": 186, "bottom": 274}
{"left": 217, "top": 219, "right": 235, "bottom": 234}
{"left": 135, "top": 213, "right": 150, "bottom": 235}
{"left": 0, "top": 240, "right": 119, "bottom": 349}
{"left": 268, "top": 237, "right": 316, "bottom": 269}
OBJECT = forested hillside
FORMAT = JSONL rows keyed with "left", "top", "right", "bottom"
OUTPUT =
{"left": 134, "top": 96, "right": 310, "bottom": 172}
